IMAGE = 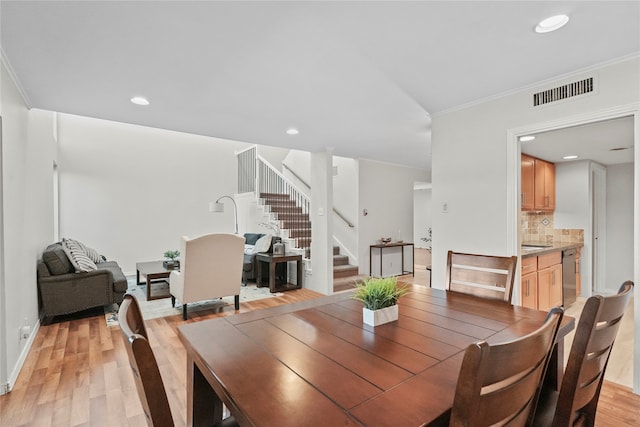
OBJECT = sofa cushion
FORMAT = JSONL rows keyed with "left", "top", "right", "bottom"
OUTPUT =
{"left": 99, "top": 261, "right": 128, "bottom": 293}
{"left": 62, "top": 239, "right": 98, "bottom": 272}
{"left": 42, "top": 243, "right": 74, "bottom": 275}
{"left": 244, "top": 233, "right": 264, "bottom": 245}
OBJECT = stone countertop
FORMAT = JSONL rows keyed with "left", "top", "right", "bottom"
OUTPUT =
{"left": 521, "top": 241, "right": 583, "bottom": 258}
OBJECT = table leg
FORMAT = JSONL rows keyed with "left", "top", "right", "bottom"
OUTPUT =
{"left": 136, "top": 269, "right": 141, "bottom": 286}
{"left": 296, "top": 258, "right": 303, "bottom": 288}
{"left": 187, "top": 357, "right": 223, "bottom": 427}
{"left": 544, "top": 341, "right": 564, "bottom": 391}
{"left": 257, "top": 258, "right": 263, "bottom": 287}
{"left": 147, "top": 276, "right": 151, "bottom": 301}
{"left": 269, "top": 261, "right": 277, "bottom": 293}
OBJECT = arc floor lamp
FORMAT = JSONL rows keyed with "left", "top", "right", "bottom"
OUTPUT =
{"left": 212, "top": 195, "right": 238, "bottom": 234}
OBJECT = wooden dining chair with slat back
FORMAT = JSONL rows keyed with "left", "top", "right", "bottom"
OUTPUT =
{"left": 533, "top": 281, "right": 634, "bottom": 427}
{"left": 119, "top": 294, "right": 239, "bottom": 427}
{"left": 450, "top": 306, "right": 564, "bottom": 427}
{"left": 446, "top": 251, "right": 518, "bottom": 303}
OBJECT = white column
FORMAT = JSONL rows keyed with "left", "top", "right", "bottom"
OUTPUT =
{"left": 308, "top": 149, "right": 334, "bottom": 295}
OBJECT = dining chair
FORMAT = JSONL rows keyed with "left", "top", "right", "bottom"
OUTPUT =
{"left": 450, "top": 306, "right": 564, "bottom": 427}
{"left": 169, "top": 233, "right": 245, "bottom": 320}
{"left": 446, "top": 250, "right": 518, "bottom": 303}
{"left": 119, "top": 294, "right": 174, "bottom": 427}
{"left": 533, "top": 280, "right": 634, "bottom": 427}
{"left": 119, "top": 294, "right": 239, "bottom": 427}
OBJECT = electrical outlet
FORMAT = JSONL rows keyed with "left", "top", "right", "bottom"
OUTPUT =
{"left": 19, "top": 326, "right": 30, "bottom": 340}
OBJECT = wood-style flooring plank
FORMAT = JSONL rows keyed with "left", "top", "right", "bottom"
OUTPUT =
{"left": 1, "top": 284, "right": 638, "bottom": 427}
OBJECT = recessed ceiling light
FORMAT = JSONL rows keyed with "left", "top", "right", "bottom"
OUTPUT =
{"left": 519, "top": 135, "right": 536, "bottom": 142}
{"left": 563, "top": 155, "right": 579, "bottom": 160}
{"left": 535, "top": 14, "right": 569, "bottom": 33}
{"left": 130, "top": 96, "right": 150, "bottom": 106}
{"left": 286, "top": 128, "right": 299, "bottom": 135}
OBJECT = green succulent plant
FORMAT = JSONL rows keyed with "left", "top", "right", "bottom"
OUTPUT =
{"left": 352, "top": 277, "right": 409, "bottom": 310}
{"left": 163, "top": 250, "right": 180, "bottom": 261}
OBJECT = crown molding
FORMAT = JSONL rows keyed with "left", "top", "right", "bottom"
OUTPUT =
{"left": 1, "top": 47, "right": 32, "bottom": 108}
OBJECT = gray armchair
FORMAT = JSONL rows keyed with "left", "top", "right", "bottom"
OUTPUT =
{"left": 37, "top": 243, "right": 127, "bottom": 323}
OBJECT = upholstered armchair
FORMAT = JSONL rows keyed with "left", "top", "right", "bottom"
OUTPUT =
{"left": 169, "top": 233, "right": 245, "bottom": 320}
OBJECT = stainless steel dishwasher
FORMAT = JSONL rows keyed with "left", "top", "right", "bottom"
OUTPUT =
{"left": 562, "top": 248, "right": 577, "bottom": 306}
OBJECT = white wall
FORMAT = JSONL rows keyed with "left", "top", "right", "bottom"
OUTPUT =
{"left": 57, "top": 114, "right": 253, "bottom": 274}
{"left": 1, "top": 62, "right": 57, "bottom": 393}
{"left": 332, "top": 156, "right": 359, "bottom": 263}
{"left": 554, "top": 160, "right": 592, "bottom": 295}
{"left": 606, "top": 163, "right": 634, "bottom": 292}
{"left": 414, "top": 187, "right": 432, "bottom": 248}
{"left": 358, "top": 159, "right": 428, "bottom": 276}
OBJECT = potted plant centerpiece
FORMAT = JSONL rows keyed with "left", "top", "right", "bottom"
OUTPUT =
{"left": 353, "top": 277, "right": 409, "bottom": 327}
{"left": 163, "top": 249, "right": 180, "bottom": 269}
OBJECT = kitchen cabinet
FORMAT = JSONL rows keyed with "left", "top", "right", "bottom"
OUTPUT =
{"left": 521, "top": 154, "right": 535, "bottom": 210}
{"left": 521, "top": 155, "right": 555, "bottom": 212}
{"left": 534, "top": 158, "right": 555, "bottom": 211}
{"left": 520, "top": 251, "right": 562, "bottom": 310}
{"left": 521, "top": 257, "right": 538, "bottom": 309}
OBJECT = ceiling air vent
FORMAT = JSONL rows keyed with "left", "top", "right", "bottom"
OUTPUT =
{"left": 533, "top": 77, "right": 594, "bottom": 107}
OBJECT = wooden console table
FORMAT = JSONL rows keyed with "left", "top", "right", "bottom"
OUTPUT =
{"left": 256, "top": 252, "right": 303, "bottom": 292}
{"left": 369, "top": 242, "right": 414, "bottom": 278}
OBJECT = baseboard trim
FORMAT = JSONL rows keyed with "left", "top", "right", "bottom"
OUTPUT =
{"left": 5, "top": 318, "right": 40, "bottom": 394}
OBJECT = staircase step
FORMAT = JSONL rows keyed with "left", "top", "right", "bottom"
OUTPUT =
{"left": 270, "top": 205, "right": 303, "bottom": 214}
{"left": 260, "top": 193, "right": 290, "bottom": 199}
{"left": 296, "top": 237, "right": 312, "bottom": 248}
{"left": 281, "top": 219, "right": 311, "bottom": 229}
{"left": 333, "top": 255, "right": 349, "bottom": 266}
{"left": 288, "top": 228, "right": 312, "bottom": 238}
{"left": 262, "top": 199, "right": 297, "bottom": 207}
{"left": 275, "top": 212, "right": 310, "bottom": 221}
{"left": 333, "top": 274, "right": 368, "bottom": 292}
{"left": 333, "top": 264, "right": 359, "bottom": 278}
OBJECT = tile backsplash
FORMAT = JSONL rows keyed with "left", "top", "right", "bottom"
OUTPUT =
{"left": 521, "top": 212, "right": 584, "bottom": 244}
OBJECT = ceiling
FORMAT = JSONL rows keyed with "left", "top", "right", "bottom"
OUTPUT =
{"left": 2, "top": 1, "right": 639, "bottom": 173}
{"left": 521, "top": 116, "right": 635, "bottom": 166}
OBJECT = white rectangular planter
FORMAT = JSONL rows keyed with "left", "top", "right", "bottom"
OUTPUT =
{"left": 362, "top": 304, "right": 398, "bottom": 327}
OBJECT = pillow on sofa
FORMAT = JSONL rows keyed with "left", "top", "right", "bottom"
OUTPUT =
{"left": 74, "top": 239, "right": 104, "bottom": 263}
{"left": 42, "top": 243, "right": 74, "bottom": 275}
{"left": 244, "top": 233, "right": 264, "bottom": 246}
{"left": 248, "top": 234, "right": 272, "bottom": 255}
{"left": 62, "top": 239, "right": 98, "bottom": 272}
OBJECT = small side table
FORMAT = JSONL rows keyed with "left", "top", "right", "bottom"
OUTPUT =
{"left": 136, "top": 261, "right": 175, "bottom": 301}
{"left": 255, "top": 252, "right": 303, "bottom": 293}
{"left": 369, "top": 242, "right": 414, "bottom": 278}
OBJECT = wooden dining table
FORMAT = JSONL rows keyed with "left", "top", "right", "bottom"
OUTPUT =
{"left": 177, "top": 284, "right": 574, "bottom": 427}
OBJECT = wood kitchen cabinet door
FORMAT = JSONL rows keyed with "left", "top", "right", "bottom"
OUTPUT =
{"left": 538, "top": 263, "right": 563, "bottom": 311}
{"left": 534, "top": 158, "right": 556, "bottom": 211}
{"left": 521, "top": 154, "right": 535, "bottom": 210}
{"left": 521, "top": 271, "right": 538, "bottom": 309}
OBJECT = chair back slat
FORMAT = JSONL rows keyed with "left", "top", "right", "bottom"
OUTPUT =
{"left": 450, "top": 307, "right": 564, "bottom": 427}
{"left": 119, "top": 294, "right": 174, "bottom": 427}
{"left": 446, "top": 251, "right": 518, "bottom": 303}
{"left": 551, "top": 281, "right": 633, "bottom": 427}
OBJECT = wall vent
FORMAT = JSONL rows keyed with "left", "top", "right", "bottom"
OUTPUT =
{"left": 533, "top": 77, "right": 594, "bottom": 106}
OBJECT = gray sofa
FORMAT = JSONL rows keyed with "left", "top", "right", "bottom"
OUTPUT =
{"left": 36, "top": 243, "right": 127, "bottom": 323}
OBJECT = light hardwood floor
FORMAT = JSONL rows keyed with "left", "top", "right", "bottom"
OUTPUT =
{"left": 1, "top": 261, "right": 638, "bottom": 426}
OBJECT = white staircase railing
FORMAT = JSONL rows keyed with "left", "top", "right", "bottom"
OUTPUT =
{"left": 237, "top": 146, "right": 311, "bottom": 257}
